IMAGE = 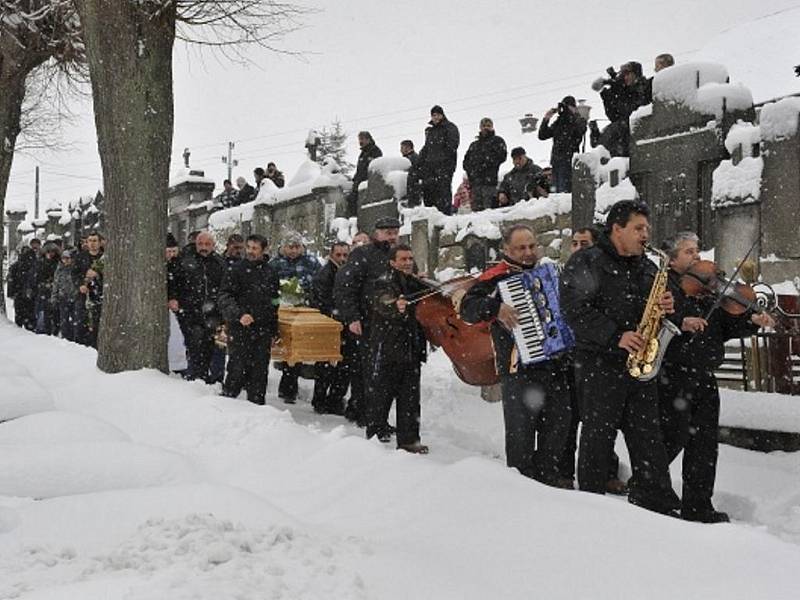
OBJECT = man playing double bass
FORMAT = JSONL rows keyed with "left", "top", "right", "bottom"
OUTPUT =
{"left": 658, "top": 232, "right": 774, "bottom": 523}
{"left": 461, "top": 224, "right": 572, "bottom": 486}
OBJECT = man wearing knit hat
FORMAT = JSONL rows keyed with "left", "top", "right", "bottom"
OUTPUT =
{"left": 415, "top": 105, "right": 460, "bottom": 215}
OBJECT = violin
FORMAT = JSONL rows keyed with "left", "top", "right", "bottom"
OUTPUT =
{"left": 409, "top": 274, "right": 500, "bottom": 387}
{"left": 679, "top": 260, "right": 761, "bottom": 316}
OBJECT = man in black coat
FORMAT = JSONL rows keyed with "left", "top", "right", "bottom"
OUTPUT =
{"left": 538, "top": 96, "right": 586, "bottom": 193}
{"left": 33, "top": 244, "right": 61, "bottom": 335}
{"left": 591, "top": 62, "right": 651, "bottom": 157}
{"left": 417, "top": 105, "right": 459, "bottom": 215}
{"left": 463, "top": 117, "right": 507, "bottom": 211}
{"left": 7, "top": 245, "right": 38, "bottom": 331}
{"left": 218, "top": 234, "right": 280, "bottom": 405}
{"left": 368, "top": 244, "right": 429, "bottom": 452}
{"left": 310, "top": 241, "right": 353, "bottom": 415}
{"left": 461, "top": 225, "right": 572, "bottom": 484}
{"left": 235, "top": 176, "right": 256, "bottom": 206}
{"left": 334, "top": 217, "right": 400, "bottom": 429}
{"left": 347, "top": 131, "right": 383, "bottom": 217}
{"left": 496, "top": 147, "right": 544, "bottom": 207}
{"left": 560, "top": 200, "right": 681, "bottom": 516}
{"left": 72, "top": 232, "right": 104, "bottom": 346}
{"left": 168, "top": 231, "right": 226, "bottom": 382}
{"left": 658, "top": 232, "right": 773, "bottom": 523}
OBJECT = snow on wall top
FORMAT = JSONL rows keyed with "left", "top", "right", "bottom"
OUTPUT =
{"left": 653, "top": 62, "right": 753, "bottom": 118}
{"left": 368, "top": 156, "right": 411, "bottom": 177}
{"left": 724, "top": 121, "right": 761, "bottom": 156}
{"left": 574, "top": 145, "right": 611, "bottom": 184}
{"left": 711, "top": 156, "right": 763, "bottom": 208}
{"left": 759, "top": 96, "right": 800, "bottom": 142}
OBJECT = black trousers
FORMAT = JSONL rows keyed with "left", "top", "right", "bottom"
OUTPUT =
{"left": 559, "top": 363, "right": 620, "bottom": 482}
{"left": 312, "top": 332, "right": 354, "bottom": 412}
{"left": 223, "top": 330, "right": 271, "bottom": 404}
{"left": 576, "top": 352, "right": 680, "bottom": 512}
{"left": 500, "top": 362, "right": 572, "bottom": 484}
{"left": 366, "top": 360, "right": 421, "bottom": 445}
{"left": 470, "top": 184, "right": 497, "bottom": 212}
{"left": 421, "top": 171, "right": 453, "bottom": 215}
{"left": 278, "top": 364, "right": 300, "bottom": 399}
{"left": 182, "top": 316, "right": 216, "bottom": 381}
{"left": 73, "top": 295, "right": 89, "bottom": 345}
{"left": 344, "top": 332, "right": 364, "bottom": 420}
{"left": 658, "top": 364, "right": 721, "bottom": 512}
{"left": 13, "top": 297, "right": 35, "bottom": 331}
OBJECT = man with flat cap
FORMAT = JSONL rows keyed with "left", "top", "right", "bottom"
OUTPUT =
{"left": 334, "top": 216, "right": 401, "bottom": 429}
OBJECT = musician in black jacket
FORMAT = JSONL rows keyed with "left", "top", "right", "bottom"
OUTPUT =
{"left": 658, "top": 232, "right": 773, "bottom": 523}
{"left": 461, "top": 224, "right": 572, "bottom": 485}
{"left": 218, "top": 235, "right": 280, "bottom": 405}
{"left": 560, "top": 200, "right": 681, "bottom": 515}
{"left": 310, "top": 241, "right": 353, "bottom": 415}
{"left": 369, "top": 244, "right": 429, "bottom": 452}
{"left": 334, "top": 217, "right": 400, "bottom": 429}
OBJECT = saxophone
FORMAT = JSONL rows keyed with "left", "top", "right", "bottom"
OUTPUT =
{"left": 626, "top": 245, "right": 682, "bottom": 381}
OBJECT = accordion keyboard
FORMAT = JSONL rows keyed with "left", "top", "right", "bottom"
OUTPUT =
{"left": 498, "top": 276, "right": 547, "bottom": 364}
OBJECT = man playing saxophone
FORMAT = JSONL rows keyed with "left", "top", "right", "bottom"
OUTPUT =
{"left": 560, "top": 200, "right": 681, "bottom": 516}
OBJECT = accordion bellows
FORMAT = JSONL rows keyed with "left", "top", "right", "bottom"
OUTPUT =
{"left": 271, "top": 307, "right": 343, "bottom": 365}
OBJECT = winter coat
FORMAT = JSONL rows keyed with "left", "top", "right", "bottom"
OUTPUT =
{"left": 462, "top": 131, "right": 507, "bottom": 186}
{"left": 310, "top": 259, "right": 339, "bottom": 318}
{"left": 72, "top": 249, "right": 104, "bottom": 291}
{"left": 333, "top": 240, "right": 392, "bottom": 326}
{"left": 7, "top": 249, "right": 36, "bottom": 300}
{"left": 351, "top": 142, "right": 383, "bottom": 193}
{"left": 560, "top": 230, "right": 673, "bottom": 357}
{"left": 218, "top": 258, "right": 280, "bottom": 338}
{"left": 461, "top": 255, "right": 541, "bottom": 376}
{"left": 403, "top": 151, "right": 419, "bottom": 167}
{"left": 168, "top": 248, "right": 226, "bottom": 324}
{"left": 418, "top": 118, "right": 460, "bottom": 178}
{"left": 600, "top": 78, "right": 650, "bottom": 123}
{"left": 267, "top": 170, "right": 285, "bottom": 188}
{"left": 86, "top": 255, "right": 105, "bottom": 306}
{"left": 268, "top": 253, "right": 321, "bottom": 294}
{"left": 664, "top": 270, "right": 758, "bottom": 371}
{"left": 497, "top": 158, "right": 543, "bottom": 205}
{"left": 236, "top": 183, "right": 256, "bottom": 206}
{"left": 217, "top": 188, "right": 239, "bottom": 209}
{"left": 34, "top": 254, "right": 60, "bottom": 304}
{"left": 538, "top": 111, "right": 587, "bottom": 162}
{"left": 369, "top": 268, "right": 428, "bottom": 364}
{"left": 52, "top": 263, "right": 78, "bottom": 304}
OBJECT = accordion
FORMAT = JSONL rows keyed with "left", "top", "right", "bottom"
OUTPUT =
{"left": 497, "top": 262, "right": 575, "bottom": 365}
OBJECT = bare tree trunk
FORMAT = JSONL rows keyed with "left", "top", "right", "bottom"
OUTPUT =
{"left": 74, "top": 1, "right": 176, "bottom": 372}
{"left": 0, "top": 71, "right": 27, "bottom": 315}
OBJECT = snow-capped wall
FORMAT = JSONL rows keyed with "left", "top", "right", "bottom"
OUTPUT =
{"left": 653, "top": 62, "right": 753, "bottom": 118}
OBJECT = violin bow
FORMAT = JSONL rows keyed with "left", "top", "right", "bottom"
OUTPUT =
{"left": 702, "top": 237, "right": 759, "bottom": 322}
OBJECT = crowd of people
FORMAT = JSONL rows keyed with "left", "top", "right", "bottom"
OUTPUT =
{"left": 11, "top": 51, "right": 752, "bottom": 522}
{"left": 5, "top": 191, "right": 769, "bottom": 523}
{"left": 7, "top": 232, "right": 106, "bottom": 347}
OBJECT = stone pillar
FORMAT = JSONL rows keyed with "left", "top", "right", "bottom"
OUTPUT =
{"left": 571, "top": 157, "right": 598, "bottom": 230}
{"left": 715, "top": 204, "right": 761, "bottom": 277}
{"left": 357, "top": 169, "right": 398, "bottom": 233}
{"left": 4, "top": 209, "right": 27, "bottom": 259}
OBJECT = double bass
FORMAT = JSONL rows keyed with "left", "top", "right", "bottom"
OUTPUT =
{"left": 409, "top": 275, "right": 499, "bottom": 387}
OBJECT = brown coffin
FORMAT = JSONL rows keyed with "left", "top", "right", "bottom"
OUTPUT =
{"left": 271, "top": 306, "right": 343, "bottom": 366}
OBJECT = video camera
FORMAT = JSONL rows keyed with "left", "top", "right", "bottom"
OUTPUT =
{"left": 591, "top": 66, "right": 621, "bottom": 92}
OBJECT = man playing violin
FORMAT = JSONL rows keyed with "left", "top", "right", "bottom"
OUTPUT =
{"left": 461, "top": 224, "right": 572, "bottom": 485}
{"left": 659, "top": 232, "right": 774, "bottom": 524}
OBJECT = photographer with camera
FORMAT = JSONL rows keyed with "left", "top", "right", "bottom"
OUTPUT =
{"left": 538, "top": 96, "right": 586, "bottom": 193}
{"left": 589, "top": 61, "right": 651, "bottom": 157}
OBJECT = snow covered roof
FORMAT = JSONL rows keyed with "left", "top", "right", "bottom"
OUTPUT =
{"left": 170, "top": 168, "right": 215, "bottom": 187}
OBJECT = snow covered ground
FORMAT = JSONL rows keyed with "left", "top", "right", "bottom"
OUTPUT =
{"left": 1, "top": 319, "right": 800, "bottom": 599}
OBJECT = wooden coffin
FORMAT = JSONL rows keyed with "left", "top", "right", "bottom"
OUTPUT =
{"left": 271, "top": 306, "right": 343, "bottom": 366}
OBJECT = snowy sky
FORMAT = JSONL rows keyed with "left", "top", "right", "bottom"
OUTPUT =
{"left": 5, "top": 0, "right": 800, "bottom": 216}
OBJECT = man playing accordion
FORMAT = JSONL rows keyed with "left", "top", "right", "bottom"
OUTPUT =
{"left": 461, "top": 224, "right": 572, "bottom": 486}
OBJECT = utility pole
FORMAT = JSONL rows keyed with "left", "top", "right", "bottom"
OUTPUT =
{"left": 221, "top": 141, "right": 238, "bottom": 182}
{"left": 34, "top": 166, "right": 40, "bottom": 218}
